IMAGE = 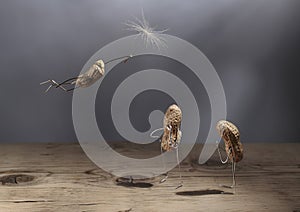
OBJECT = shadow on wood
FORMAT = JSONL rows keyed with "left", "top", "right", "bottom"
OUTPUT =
{"left": 176, "top": 189, "right": 233, "bottom": 196}
{"left": 115, "top": 177, "right": 154, "bottom": 188}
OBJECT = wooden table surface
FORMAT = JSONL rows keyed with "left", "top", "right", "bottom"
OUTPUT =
{"left": 0, "top": 143, "right": 299, "bottom": 212}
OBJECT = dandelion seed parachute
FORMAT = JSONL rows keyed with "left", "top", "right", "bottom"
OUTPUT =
{"left": 125, "top": 10, "right": 168, "bottom": 50}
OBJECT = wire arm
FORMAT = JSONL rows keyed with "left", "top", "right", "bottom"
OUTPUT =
{"left": 216, "top": 140, "right": 229, "bottom": 164}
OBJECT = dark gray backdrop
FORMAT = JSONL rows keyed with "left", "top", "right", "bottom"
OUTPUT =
{"left": 0, "top": 0, "right": 299, "bottom": 143}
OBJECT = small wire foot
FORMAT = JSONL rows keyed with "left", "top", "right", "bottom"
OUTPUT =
{"left": 219, "top": 184, "right": 234, "bottom": 189}
{"left": 128, "top": 176, "right": 133, "bottom": 184}
{"left": 159, "top": 174, "right": 168, "bottom": 183}
{"left": 175, "top": 183, "right": 183, "bottom": 189}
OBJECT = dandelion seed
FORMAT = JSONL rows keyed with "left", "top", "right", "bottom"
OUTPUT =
{"left": 125, "top": 10, "right": 168, "bottom": 50}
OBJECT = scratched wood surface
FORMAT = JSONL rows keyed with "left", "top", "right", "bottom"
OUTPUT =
{"left": 0, "top": 143, "right": 299, "bottom": 212}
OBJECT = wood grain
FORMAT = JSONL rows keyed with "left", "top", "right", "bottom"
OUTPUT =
{"left": 0, "top": 143, "right": 299, "bottom": 212}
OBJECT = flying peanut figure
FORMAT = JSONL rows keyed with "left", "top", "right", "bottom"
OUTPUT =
{"left": 40, "top": 55, "right": 132, "bottom": 92}
{"left": 216, "top": 120, "right": 243, "bottom": 189}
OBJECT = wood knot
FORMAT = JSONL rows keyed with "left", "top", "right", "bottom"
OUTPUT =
{"left": 0, "top": 174, "right": 35, "bottom": 185}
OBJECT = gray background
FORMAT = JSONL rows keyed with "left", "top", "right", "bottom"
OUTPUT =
{"left": 0, "top": 0, "right": 299, "bottom": 143}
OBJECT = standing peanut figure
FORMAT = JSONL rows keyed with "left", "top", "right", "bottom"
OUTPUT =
{"left": 150, "top": 104, "right": 183, "bottom": 189}
{"left": 216, "top": 120, "right": 243, "bottom": 189}
{"left": 161, "top": 104, "right": 182, "bottom": 152}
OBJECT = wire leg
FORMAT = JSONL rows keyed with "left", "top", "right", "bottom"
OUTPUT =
{"left": 231, "top": 161, "right": 236, "bottom": 189}
{"left": 52, "top": 85, "right": 69, "bottom": 92}
{"left": 45, "top": 84, "right": 53, "bottom": 93}
{"left": 175, "top": 148, "right": 183, "bottom": 189}
{"left": 40, "top": 80, "right": 52, "bottom": 85}
{"left": 40, "top": 79, "right": 69, "bottom": 92}
{"left": 66, "top": 86, "right": 80, "bottom": 92}
{"left": 160, "top": 145, "right": 168, "bottom": 183}
{"left": 56, "top": 77, "right": 78, "bottom": 88}
{"left": 219, "top": 160, "right": 236, "bottom": 191}
{"left": 151, "top": 128, "right": 168, "bottom": 184}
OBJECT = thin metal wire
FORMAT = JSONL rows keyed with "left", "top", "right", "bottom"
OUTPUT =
{"left": 150, "top": 128, "right": 164, "bottom": 139}
{"left": 40, "top": 80, "right": 68, "bottom": 92}
{"left": 151, "top": 124, "right": 182, "bottom": 188}
{"left": 175, "top": 147, "right": 183, "bottom": 189}
{"left": 104, "top": 55, "right": 132, "bottom": 65}
{"left": 159, "top": 145, "right": 168, "bottom": 183}
{"left": 232, "top": 160, "right": 236, "bottom": 188}
{"left": 216, "top": 141, "right": 237, "bottom": 191}
{"left": 150, "top": 127, "right": 168, "bottom": 183}
{"left": 216, "top": 141, "right": 229, "bottom": 164}
{"left": 55, "top": 77, "right": 78, "bottom": 88}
